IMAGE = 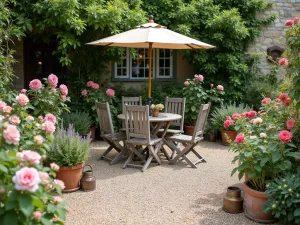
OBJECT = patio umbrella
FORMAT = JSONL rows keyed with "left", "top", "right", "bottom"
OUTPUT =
{"left": 87, "top": 16, "right": 215, "bottom": 101}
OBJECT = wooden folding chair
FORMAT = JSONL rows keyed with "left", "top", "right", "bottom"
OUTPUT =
{"left": 120, "top": 96, "right": 142, "bottom": 131}
{"left": 159, "top": 97, "right": 186, "bottom": 160}
{"left": 166, "top": 103, "right": 211, "bottom": 168}
{"left": 95, "top": 102, "right": 127, "bottom": 165}
{"left": 123, "top": 105, "right": 163, "bottom": 172}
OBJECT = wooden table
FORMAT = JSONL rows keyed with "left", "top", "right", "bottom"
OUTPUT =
{"left": 117, "top": 113, "right": 182, "bottom": 160}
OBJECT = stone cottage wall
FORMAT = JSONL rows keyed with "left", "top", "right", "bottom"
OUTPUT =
{"left": 248, "top": 0, "right": 300, "bottom": 75}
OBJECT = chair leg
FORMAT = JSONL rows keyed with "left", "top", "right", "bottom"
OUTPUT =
{"left": 169, "top": 143, "right": 197, "bottom": 168}
{"left": 98, "top": 145, "right": 113, "bottom": 160}
{"left": 160, "top": 145, "right": 170, "bottom": 160}
{"left": 123, "top": 152, "right": 134, "bottom": 169}
{"left": 110, "top": 147, "right": 128, "bottom": 165}
{"left": 191, "top": 148, "right": 206, "bottom": 163}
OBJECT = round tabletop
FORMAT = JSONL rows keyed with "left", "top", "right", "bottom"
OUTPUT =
{"left": 117, "top": 113, "right": 182, "bottom": 122}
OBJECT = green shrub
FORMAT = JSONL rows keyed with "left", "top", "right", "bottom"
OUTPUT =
{"left": 264, "top": 172, "right": 300, "bottom": 224}
{"left": 61, "top": 111, "right": 92, "bottom": 135}
{"left": 210, "top": 102, "right": 251, "bottom": 131}
{"left": 47, "top": 125, "right": 91, "bottom": 166}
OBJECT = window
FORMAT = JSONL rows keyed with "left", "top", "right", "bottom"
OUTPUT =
{"left": 114, "top": 48, "right": 174, "bottom": 80}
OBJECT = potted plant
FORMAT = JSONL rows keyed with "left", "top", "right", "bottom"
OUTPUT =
{"left": 61, "top": 111, "right": 93, "bottom": 138}
{"left": 210, "top": 102, "right": 251, "bottom": 145}
{"left": 150, "top": 103, "right": 164, "bottom": 117}
{"left": 47, "top": 124, "right": 91, "bottom": 193}
{"left": 81, "top": 81, "right": 116, "bottom": 140}
{"left": 182, "top": 74, "right": 224, "bottom": 135}
{"left": 230, "top": 94, "right": 299, "bottom": 223}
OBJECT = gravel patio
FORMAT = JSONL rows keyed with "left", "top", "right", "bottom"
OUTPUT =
{"left": 64, "top": 141, "right": 270, "bottom": 225}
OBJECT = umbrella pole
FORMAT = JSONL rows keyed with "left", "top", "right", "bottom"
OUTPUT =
{"left": 147, "top": 42, "right": 153, "bottom": 113}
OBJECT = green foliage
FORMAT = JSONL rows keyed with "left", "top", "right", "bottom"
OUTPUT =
{"left": 0, "top": 0, "right": 24, "bottom": 95}
{"left": 142, "top": 0, "right": 275, "bottom": 102}
{"left": 265, "top": 172, "right": 300, "bottom": 224}
{"left": 61, "top": 111, "right": 92, "bottom": 136}
{"left": 210, "top": 102, "right": 251, "bottom": 131}
{"left": 47, "top": 125, "right": 91, "bottom": 167}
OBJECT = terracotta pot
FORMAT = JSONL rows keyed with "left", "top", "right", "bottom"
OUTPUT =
{"left": 209, "top": 133, "right": 216, "bottom": 142}
{"left": 152, "top": 110, "right": 159, "bottom": 117}
{"left": 242, "top": 182, "right": 275, "bottom": 223}
{"left": 89, "top": 127, "right": 96, "bottom": 141}
{"left": 184, "top": 125, "right": 194, "bottom": 136}
{"left": 56, "top": 163, "right": 84, "bottom": 193}
{"left": 220, "top": 130, "right": 236, "bottom": 146}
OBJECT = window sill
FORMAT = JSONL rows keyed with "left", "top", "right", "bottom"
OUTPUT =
{"left": 111, "top": 77, "right": 175, "bottom": 82}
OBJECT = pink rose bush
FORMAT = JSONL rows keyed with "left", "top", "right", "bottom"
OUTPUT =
{"left": 81, "top": 80, "right": 116, "bottom": 127}
{"left": 0, "top": 82, "right": 67, "bottom": 223}
{"left": 229, "top": 94, "right": 299, "bottom": 191}
{"left": 183, "top": 74, "right": 225, "bottom": 125}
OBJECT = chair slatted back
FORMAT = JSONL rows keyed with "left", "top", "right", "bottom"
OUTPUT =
{"left": 95, "top": 102, "right": 115, "bottom": 138}
{"left": 192, "top": 103, "right": 211, "bottom": 142}
{"left": 165, "top": 97, "right": 185, "bottom": 130}
{"left": 125, "top": 105, "right": 150, "bottom": 143}
{"left": 122, "top": 96, "right": 142, "bottom": 114}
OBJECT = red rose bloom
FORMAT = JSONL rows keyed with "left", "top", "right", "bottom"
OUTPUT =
{"left": 224, "top": 119, "right": 231, "bottom": 128}
{"left": 279, "top": 93, "right": 288, "bottom": 101}
{"left": 235, "top": 133, "right": 245, "bottom": 144}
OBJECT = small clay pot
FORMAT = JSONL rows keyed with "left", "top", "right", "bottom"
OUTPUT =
{"left": 152, "top": 110, "right": 159, "bottom": 117}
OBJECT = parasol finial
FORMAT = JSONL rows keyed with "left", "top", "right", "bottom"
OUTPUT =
{"left": 149, "top": 15, "right": 154, "bottom": 23}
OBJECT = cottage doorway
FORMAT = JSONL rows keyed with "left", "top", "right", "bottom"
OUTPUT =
{"left": 23, "top": 38, "right": 64, "bottom": 88}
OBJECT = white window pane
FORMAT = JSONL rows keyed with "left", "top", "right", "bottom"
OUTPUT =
{"left": 157, "top": 49, "right": 173, "bottom": 78}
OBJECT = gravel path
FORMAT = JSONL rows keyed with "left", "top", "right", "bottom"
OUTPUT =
{"left": 63, "top": 141, "right": 272, "bottom": 225}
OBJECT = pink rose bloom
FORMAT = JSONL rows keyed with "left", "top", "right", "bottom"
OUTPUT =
{"left": 286, "top": 118, "right": 295, "bottom": 130}
{"left": 48, "top": 74, "right": 58, "bottom": 87}
{"left": 252, "top": 117, "right": 263, "bottom": 124}
{"left": 284, "top": 98, "right": 290, "bottom": 106}
{"left": 16, "top": 94, "right": 29, "bottom": 106}
{"left": 279, "top": 93, "right": 288, "bottom": 101}
{"left": 278, "top": 130, "right": 293, "bottom": 143}
{"left": 106, "top": 88, "right": 115, "bottom": 97}
{"left": 29, "top": 79, "right": 42, "bottom": 91}
{"left": 54, "top": 179, "right": 65, "bottom": 190}
{"left": 232, "top": 113, "right": 241, "bottom": 120}
{"left": 26, "top": 115, "right": 34, "bottom": 121}
{"left": 34, "top": 135, "right": 43, "bottom": 145}
{"left": 210, "top": 84, "right": 214, "bottom": 88}
{"left": 197, "top": 74, "right": 204, "bottom": 81}
{"left": 217, "top": 85, "right": 224, "bottom": 91}
{"left": 17, "top": 150, "right": 41, "bottom": 165}
{"left": 42, "top": 121, "right": 56, "bottom": 134}
{"left": 260, "top": 133, "right": 267, "bottom": 138}
{"left": 33, "top": 211, "right": 42, "bottom": 222}
{"left": 53, "top": 196, "right": 63, "bottom": 204}
{"left": 248, "top": 111, "right": 257, "bottom": 117}
{"left": 91, "top": 83, "right": 100, "bottom": 89}
{"left": 12, "top": 167, "right": 41, "bottom": 192}
{"left": 194, "top": 74, "right": 199, "bottom": 78}
{"left": 184, "top": 81, "right": 190, "bottom": 86}
{"left": 3, "top": 125, "right": 20, "bottom": 145}
{"left": 20, "top": 89, "right": 27, "bottom": 94}
{"left": 4, "top": 106, "right": 13, "bottom": 114}
{"left": 279, "top": 58, "right": 289, "bottom": 66}
{"left": 39, "top": 172, "right": 49, "bottom": 183}
{"left": 50, "top": 162, "right": 60, "bottom": 171}
{"left": 224, "top": 119, "right": 231, "bottom": 128}
{"left": 59, "top": 84, "right": 68, "bottom": 96}
{"left": 87, "top": 81, "right": 94, "bottom": 87}
{"left": 294, "top": 17, "right": 300, "bottom": 24}
{"left": 81, "top": 89, "right": 88, "bottom": 96}
{"left": 285, "top": 20, "right": 294, "bottom": 26}
{"left": 235, "top": 133, "right": 245, "bottom": 144}
{"left": 9, "top": 115, "right": 20, "bottom": 125}
{"left": 61, "top": 95, "right": 67, "bottom": 102}
{"left": 38, "top": 116, "right": 43, "bottom": 121}
{"left": 261, "top": 98, "right": 271, "bottom": 104}
{"left": 0, "top": 100, "right": 7, "bottom": 111}
{"left": 275, "top": 98, "right": 281, "bottom": 102}
{"left": 44, "top": 113, "right": 56, "bottom": 124}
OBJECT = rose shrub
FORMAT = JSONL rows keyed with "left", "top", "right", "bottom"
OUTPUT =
{"left": 26, "top": 74, "right": 70, "bottom": 120}
{"left": 230, "top": 93, "right": 300, "bottom": 191}
{"left": 0, "top": 96, "right": 67, "bottom": 224}
{"left": 183, "top": 74, "right": 224, "bottom": 126}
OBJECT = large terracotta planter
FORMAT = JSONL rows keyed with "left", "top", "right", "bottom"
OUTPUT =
{"left": 220, "top": 130, "right": 236, "bottom": 146}
{"left": 242, "top": 182, "right": 275, "bottom": 224}
{"left": 56, "top": 163, "right": 84, "bottom": 193}
{"left": 184, "top": 125, "right": 194, "bottom": 136}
